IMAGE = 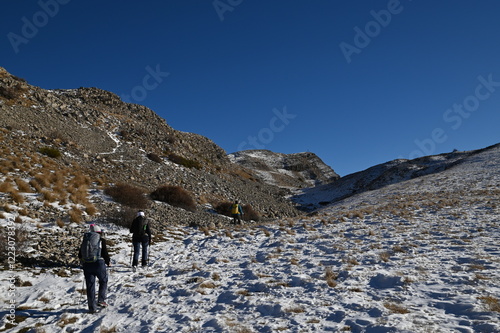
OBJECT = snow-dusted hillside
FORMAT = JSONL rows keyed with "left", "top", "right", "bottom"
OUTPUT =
{"left": 1, "top": 145, "right": 499, "bottom": 332}
{"left": 293, "top": 144, "right": 500, "bottom": 211}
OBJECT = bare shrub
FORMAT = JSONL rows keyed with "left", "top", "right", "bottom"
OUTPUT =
{"left": 147, "top": 153, "right": 162, "bottom": 163}
{"left": 39, "top": 146, "right": 61, "bottom": 158}
{"left": 168, "top": 153, "right": 202, "bottom": 169}
{"left": 150, "top": 185, "right": 196, "bottom": 212}
{"left": 104, "top": 183, "right": 149, "bottom": 209}
{"left": 242, "top": 204, "right": 260, "bottom": 222}
{"left": 214, "top": 201, "right": 232, "bottom": 216}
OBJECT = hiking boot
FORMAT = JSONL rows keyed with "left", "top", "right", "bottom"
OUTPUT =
{"left": 97, "top": 301, "right": 108, "bottom": 308}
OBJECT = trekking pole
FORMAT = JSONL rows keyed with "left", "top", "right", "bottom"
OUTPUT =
{"left": 129, "top": 242, "right": 133, "bottom": 267}
{"left": 80, "top": 273, "right": 85, "bottom": 304}
{"left": 147, "top": 240, "right": 150, "bottom": 267}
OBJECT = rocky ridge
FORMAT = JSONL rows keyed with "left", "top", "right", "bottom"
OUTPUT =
{"left": 229, "top": 150, "right": 339, "bottom": 189}
{"left": 293, "top": 144, "right": 500, "bottom": 211}
{"left": 0, "top": 67, "right": 312, "bottom": 227}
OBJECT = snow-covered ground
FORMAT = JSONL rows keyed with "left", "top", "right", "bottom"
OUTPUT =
{"left": 1, "top": 145, "right": 499, "bottom": 332}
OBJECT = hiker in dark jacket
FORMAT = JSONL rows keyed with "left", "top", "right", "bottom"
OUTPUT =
{"left": 130, "top": 210, "right": 152, "bottom": 270}
{"left": 78, "top": 224, "right": 111, "bottom": 313}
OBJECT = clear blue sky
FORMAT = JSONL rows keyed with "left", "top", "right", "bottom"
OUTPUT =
{"left": 2, "top": 1, "right": 499, "bottom": 176}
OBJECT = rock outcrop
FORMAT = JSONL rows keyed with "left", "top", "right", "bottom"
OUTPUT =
{"left": 228, "top": 150, "right": 339, "bottom": 189}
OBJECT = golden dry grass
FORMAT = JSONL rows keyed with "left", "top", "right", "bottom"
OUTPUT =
{"left": 384, "top": 302, "right": 410, "bottom": 314}
{"left": 325, "top": 267, "right": 338, "bottom": 288}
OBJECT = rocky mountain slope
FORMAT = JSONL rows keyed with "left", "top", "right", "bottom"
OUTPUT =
{"left": 228, "top": 150, "right": 339, "bottom": 189}
{"left": 0, "top": 66, "right": 309, "bottom": 230}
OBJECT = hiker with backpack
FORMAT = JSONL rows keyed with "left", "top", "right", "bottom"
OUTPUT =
{"left": 130, "top": 210, "right": 152, "bottom": 270}
{"left": 231, "top": 200, "right": 244, "bottom": 224}
{"left": 78, "top": 224, "right": 111, "bottom": 314}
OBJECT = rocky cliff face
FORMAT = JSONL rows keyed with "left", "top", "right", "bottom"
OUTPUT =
{"left": 0, "top": 67, "right": 308, "bottom": 229}
{"left": 229, "top": 150, "right": 339, "bottom": 189}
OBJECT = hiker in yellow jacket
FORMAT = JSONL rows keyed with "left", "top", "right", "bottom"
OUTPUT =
{"left": 231, "top": 200, "right": 244, "bottom": 224}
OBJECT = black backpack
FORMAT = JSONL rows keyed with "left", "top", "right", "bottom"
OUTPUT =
{"left": 80, "top": 232, "right": 101, "bottom": 263}
{"left": 134, "top": 216, "right": 148, "bottom": 237}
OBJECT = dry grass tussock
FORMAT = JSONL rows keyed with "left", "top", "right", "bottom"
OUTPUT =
{"left": 1, "top": 148, "right": 100, "bottom": 221}
{"left": 478, "top": 295, "right": 500, "bottom": 312}
{"left": 384, "top": 302, "right": 410, "bottom": 314}
{"left": 325, "top": 267, "right": 338, "bottom": 288}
